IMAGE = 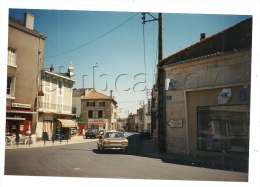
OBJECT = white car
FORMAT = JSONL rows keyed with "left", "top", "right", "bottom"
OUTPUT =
{"left": 97, "top": 131, "right": 128, "bottom": 154}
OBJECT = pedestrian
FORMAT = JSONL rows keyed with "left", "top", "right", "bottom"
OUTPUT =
{"left": 151, "top": 129, "right": 156, "bottom": 141}
{"left": 82, "top": 129, "right": 85, "bottom": 138}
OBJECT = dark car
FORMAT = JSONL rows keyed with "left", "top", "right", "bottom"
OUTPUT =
{"left": 139, "top": 130, "right": 150, "bottom": 139}
{"left": 85, "top": 129, "right": 97, "bottom": 138}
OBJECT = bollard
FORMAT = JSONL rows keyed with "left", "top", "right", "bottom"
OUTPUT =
{"left": 16, "top": 134, "right": 19, "bottom": 147}
{"left": 65, "top": 133, "right": 68, "bottom": 144}
{"left": 60, "top": 133, "right": 62, "bottom": 144}
{"left": 29, "top": 135, "right": 31, "bottom": 147}
{"left": 43, "top": 133, "right": 46, "bottom": 146}
{"left": 52, "top": 134, "right": 55, "bottom": 145}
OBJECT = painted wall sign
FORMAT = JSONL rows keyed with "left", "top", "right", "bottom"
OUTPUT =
{"left": 168, "top": 119, "right": 183, "bottom": 128}
{"left": 12, "top": 102, "right": 31, "bottom": 108}
{"left": 238, "top": 89, "right": 250, "bottom": 101}
{"left": 218, "top": 88, "right": 232, "bottom": 104}
{"left": 165, "top": 78, "right": 174, "bottom": 91}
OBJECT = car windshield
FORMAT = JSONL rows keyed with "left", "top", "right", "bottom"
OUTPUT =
{"left": 105, "top": 132, "right": 124, "bottom": 138}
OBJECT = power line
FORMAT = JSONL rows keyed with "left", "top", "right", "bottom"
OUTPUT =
{"left": 45, "top": 12, "right": 140, "bottom": 59}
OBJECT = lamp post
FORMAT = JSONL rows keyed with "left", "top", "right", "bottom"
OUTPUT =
{"left": 82, "top": 74, "right": 88, "bottom": 89}
{"left": 59, "top": 66, "right": 64, "bottom": 73}
{"left": 93, "top": 65, "right": 98, "bottom": 89}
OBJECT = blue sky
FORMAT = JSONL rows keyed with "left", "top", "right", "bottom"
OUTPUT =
{"left": 6, "top": 8, "right": 252, "bottom": 118}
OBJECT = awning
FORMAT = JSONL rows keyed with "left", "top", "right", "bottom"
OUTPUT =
{"left": 6, "top": 117, "right": 26, "bottom": 120}
{"left": 56, "top": 119, "right": 77, "bottom": 128}
{"left": 88, "top": 122, "right": 106, "bottom": 125}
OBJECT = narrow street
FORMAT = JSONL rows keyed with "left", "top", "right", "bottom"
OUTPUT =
{"left": 4, "top": 133, "right": 248, "bottom": 183}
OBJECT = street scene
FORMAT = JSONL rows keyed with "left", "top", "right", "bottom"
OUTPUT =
{"left": 5, "top": 132, "right": 248, "bottom": 181}
{"left": 1, "top": 1, "right": 260, "bottom": 187}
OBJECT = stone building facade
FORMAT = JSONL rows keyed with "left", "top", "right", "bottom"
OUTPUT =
{"left": 81, "top": 89, "right": 117, "bottom": 131}
{"left": 159, "top": 17, "right": 252, "bottom": 161}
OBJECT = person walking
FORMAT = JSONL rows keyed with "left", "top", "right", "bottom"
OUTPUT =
{"left": 82, "top": 129, "right": 85, "bottom": 138}
{"left": 151, "top": 129, "right": 156, "bottom": 141}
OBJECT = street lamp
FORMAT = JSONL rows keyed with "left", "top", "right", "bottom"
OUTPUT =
{"left": 82, "top": 74, "right": 88, "bottom": 89}
{"left": 93, "top": 65, "right": 98, "bottom": 90}
{"left": 59, "top": 66, "right": 65, "bottom": 73}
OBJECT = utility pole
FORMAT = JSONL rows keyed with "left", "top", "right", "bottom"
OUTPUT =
{"left": 142, "top": 13, "right": 165, "bottom": 153}
{"left": 157, "top": 13, "right": 166, "bottom": 153}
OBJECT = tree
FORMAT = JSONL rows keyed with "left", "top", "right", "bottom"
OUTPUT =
{"left": 77, "top": 113, "right": 88, "bottom": 126}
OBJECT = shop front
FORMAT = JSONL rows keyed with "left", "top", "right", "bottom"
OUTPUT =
{"left": 88, "top": 119, "right": 108, "bottom": 131}
{"left": 186, "top": 85, "right": 250, "bottom": 160}
{"left": 6, "top": 104, "right": 35, "bottom": 137}
{"left": 54, "top": 119, "right": 78, "bottom": 140}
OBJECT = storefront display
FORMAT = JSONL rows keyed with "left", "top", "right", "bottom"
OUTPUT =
{"left": 197, "top": 105, "right": 250, "bottom": 153}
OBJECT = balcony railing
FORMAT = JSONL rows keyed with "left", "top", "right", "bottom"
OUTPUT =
{"left": 38, "top": 102, "right": 73, "bottom": 114}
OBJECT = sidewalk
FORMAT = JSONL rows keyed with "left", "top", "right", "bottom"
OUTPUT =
{"left": 5, "top": 135, "right": 96, "bottom": 149}
{"left": 138, "top": 138, "right": 249, "bottom": 173}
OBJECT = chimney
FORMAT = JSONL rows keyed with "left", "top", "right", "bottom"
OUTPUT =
{"left": 200, "top": 33, "right": 206, "bottom": 41}
{"left": 24, "top": 12, "right": 34, "bottom": 30}
{"left": 110, "top": 90, "right": 113, "bottom": 98}
{"left": 50, "top": 64, "right": 54, "bottom": 72}
{"left": 68, "top": 62, "right": 74, "bottom": 77}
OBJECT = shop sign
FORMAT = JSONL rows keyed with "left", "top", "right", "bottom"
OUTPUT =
{"left": 168, "top": 119, "right": 183, "bottom": 128}
{"left": 147, "top": 99, "right": 151, "bottom": 116}
{"left": 12, "top": 102, "right": 31, "bottom": 109}
{"left": 165, "top": 79, "right": 174, "bottom": 91}
{"left": 218, "top": 88, "right": 232, "bottom": 104}
{"left": 153, "top": 88, "right": 158, "bottom": 98}
{"left": 167, "top": 95, "right": 172, "bottom": 100}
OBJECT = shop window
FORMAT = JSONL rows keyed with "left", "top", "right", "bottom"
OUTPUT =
{"left": 88, "top": 110, "right": 93, "bottom": 118}
{"left": 197, "top": 105, "right": 249, "bottom": 153}
{"left": 98, "top": 110, "right": 103, "bottom": 118}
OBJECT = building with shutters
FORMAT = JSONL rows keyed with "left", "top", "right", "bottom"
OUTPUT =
{"left": 6, "top": 13, "right": 46, "bottom": 138}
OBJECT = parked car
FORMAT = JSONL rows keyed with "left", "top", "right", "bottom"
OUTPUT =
{"left": 97, "top": 131, "right": 128, "bottom": 153}
{"left": 117, "top": 128, "right": 125, "bottom": 133}
{"left": 85, "top": 129, "right": 97, "bottom": 138}
{"left": 139, "top": 130, "right": 150, "bottom": 139}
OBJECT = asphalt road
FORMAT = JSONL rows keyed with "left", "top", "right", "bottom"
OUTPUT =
{"left": 4, "top": 133, "right": 248, "bottom": 183}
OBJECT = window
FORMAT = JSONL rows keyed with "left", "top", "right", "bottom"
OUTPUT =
{"left": 6, "top": 77, "right": 11, "bottom": 94}
{"left": 44, "top": 93, "right": 51, "bottom": 109}
{"left": 88, "top": 110, "right": 93, "bottom": 118}
{"left": 58, "top": 81, "right": 62, "bottom": 89}
{"left": 57, "top": 96, "right": 62, "bottom": 112}
{"left": 98, "top": 110, "right": 103, "bottom": 118}
{"left": 7, "top": 47, "right": 16, "bottom": 66}
{"left": 197, "top": 105, "right": 250, "bottom": 153}
{"left": 87, "top": 102, "right": 95, "bottom": 107}
{"left": 6, "top": 76, "right": 15, "bottom": 97}
{"left": 99, "top": 102, "right": 105, "bottom": 107}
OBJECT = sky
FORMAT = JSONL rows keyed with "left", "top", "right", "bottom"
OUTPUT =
{"left": 6, "top": 7, "right": 253, "bottom": 119}
{"left": 1, "top": 1, "right": 260, "bottom": 187}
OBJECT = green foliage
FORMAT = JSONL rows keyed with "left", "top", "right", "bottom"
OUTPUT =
{"left": 77, "top": 113, "right": 88, "bottom": 124}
